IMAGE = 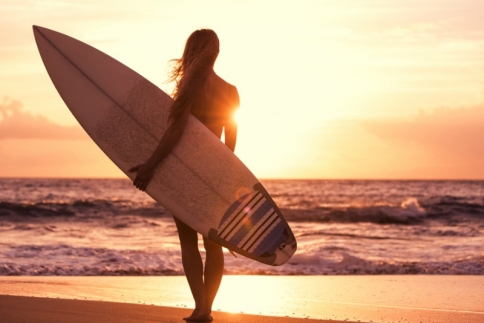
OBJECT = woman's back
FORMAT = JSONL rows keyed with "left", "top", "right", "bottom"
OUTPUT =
{"left": 191, "top": 71, "right": 239, "bottom": 139}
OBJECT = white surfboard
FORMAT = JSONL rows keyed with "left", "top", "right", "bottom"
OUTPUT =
{"left": 33, "top": 26, "right": 297, "bottom": 266}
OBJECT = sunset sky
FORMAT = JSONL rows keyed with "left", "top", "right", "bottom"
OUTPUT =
{"left": 1, "top": 0, "right": 483, "bottom": 179}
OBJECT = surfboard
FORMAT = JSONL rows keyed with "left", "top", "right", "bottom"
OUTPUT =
{"left": 33, "top": 26, "right": 297, "bottom": 266}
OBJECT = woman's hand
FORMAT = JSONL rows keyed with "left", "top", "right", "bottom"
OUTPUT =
{"left": 129, "top": 162, "right": 155, "bottom": 191}
{"left": 128, "top": 103, "right": 189, "bottom": 192}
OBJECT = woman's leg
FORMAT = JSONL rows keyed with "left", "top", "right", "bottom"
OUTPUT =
{"left": 173, "top": 217, "right": 210, "bottom": 319}
{"left": 203, "top": 236, "right": 224, "bottom": 313}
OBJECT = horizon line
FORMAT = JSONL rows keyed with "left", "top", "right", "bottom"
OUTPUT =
{"left": 1, "top": 176, "right": 484, "bottom": 181}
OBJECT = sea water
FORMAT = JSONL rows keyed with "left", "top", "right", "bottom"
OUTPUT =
{"left": 0, "top": 178, "right": 483, "bottom": 275}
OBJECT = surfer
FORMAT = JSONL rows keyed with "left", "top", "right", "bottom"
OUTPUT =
{"left": 130, "top": 29, "right": 239, "bottom": 323}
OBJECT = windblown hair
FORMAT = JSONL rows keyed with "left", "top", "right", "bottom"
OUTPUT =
{"left": 168, "top": 29, "right": 219, "bottom": 122}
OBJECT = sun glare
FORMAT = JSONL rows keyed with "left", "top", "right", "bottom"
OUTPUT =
{"left": 233, "top": 109, "right": 240, "bottom": 124}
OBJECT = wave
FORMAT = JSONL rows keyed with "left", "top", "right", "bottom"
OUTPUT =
{"left": 277, "top": 253, "right": 484, "bottom": 275}
{"left": 283, "top": 197, "right": 484, "bottom": 224}
{"left": 0, "top": 199, "right": 170, "bottom": 219}
{"left": 296, "top": 231, "right": 411, "bottom": 240}
{"left": 1, "top": 196, "right": 483, "bottom": 225}
{"left": 2, "top": 245, "right": 482, "bottom": 276}
{"left": 422, "top": 195, "right": 484, "bottom": 217}
{"left": 0, "top": 263, "right": 180, "bottom": 276}
{"left": 0, "top": 245, "right": 182, "bottom": 276}
{"left": 281, "top": 198, "right": 427, "bottom": 224}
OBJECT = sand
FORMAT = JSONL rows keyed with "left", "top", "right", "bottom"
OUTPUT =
{"left": 1, "top": 276, "right": 483, "bottom": 323}
{"left": 0, "top": 295, "right": 328, "bottom": 323}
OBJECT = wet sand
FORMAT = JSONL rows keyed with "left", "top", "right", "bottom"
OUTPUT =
{"left": 1, "top": 276, "right": 483, "bottom": 323}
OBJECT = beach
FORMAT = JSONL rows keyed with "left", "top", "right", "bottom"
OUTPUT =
{"left": 1, "top": 275, "right": 483, "bottom": 323}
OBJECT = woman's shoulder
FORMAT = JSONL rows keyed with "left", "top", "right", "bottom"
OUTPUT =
{"left": 213, "top": 73, "right": 236, "bottom": 90}
{"left": 212, "top": 74, "right": 239, "bottom": 104}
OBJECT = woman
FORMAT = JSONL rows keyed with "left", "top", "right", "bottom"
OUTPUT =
{"left": 129, "top": 29, "right": 240, "bottom": 322}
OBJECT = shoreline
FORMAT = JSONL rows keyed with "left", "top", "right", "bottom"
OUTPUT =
{"left": 1, "top": 275, "right": 483, "bottom": 323}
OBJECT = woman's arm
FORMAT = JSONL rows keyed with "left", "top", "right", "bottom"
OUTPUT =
{"left": 224, "top": 85, "right": 240, "bottom": 152}
{"left": 224, "top": 122, "right": 237, "bottom": 152}
{"left": 129, "top": 107, "right": 190, "bottom": 191}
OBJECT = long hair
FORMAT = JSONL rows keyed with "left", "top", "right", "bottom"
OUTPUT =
{"left": 168, "top": 29, "right": 219, "bottom": 122}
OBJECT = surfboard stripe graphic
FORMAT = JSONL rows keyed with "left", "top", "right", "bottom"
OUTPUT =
{"left": 247, "top": 217, "right": 281, "bottom": 253}
{"left": 221, "top": 194, "right": 265, "bottom": 239}
{"left": 219, "top": 192, "right": 262, "bottom": 237}
{"left": 217, "top": 190, "right": 288, "bottom": 257}
{"left": 219, "top": 192, "right": 260, "bottom": 229}
{"left": 229, "top": 202, "right": 273, "bottom": 246}
{"left": 253, "top": 221, "right": 286, "bottom": 256}
{"left": 237, "top": 209, "right": 276, "bottom": 249}
{"left": 219, "top": 195, "right": 263, "bottom": 239}
{"left": 224, "top": 197, "right": 266, "bottom": 241}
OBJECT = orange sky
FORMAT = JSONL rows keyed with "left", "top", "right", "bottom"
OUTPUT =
{"left": 1, "top": 0, "right": 484, "bottom": 179}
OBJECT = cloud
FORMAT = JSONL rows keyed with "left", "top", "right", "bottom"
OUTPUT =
{"left": 364, "top": 103, "right": 484, "bottom": 160}
{"left": 0, "top": 138, "right": 123, "bottom": 178}
{"left": 0, "top": 97, "right": 88, "bottom": 140}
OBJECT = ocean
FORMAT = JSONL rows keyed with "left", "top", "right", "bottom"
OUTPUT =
{"left": 1, "top": 178, "right": 483, "bottom": 275}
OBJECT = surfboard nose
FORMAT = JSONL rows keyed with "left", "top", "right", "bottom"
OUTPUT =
{"left": 33, "top": 25, "right": 40, "bottom": 38}
{"left": 33, "top": 26, "right": 52, "bottom": 48}
{"left": 33, "top": 25, "right": 45, "bottom": 34}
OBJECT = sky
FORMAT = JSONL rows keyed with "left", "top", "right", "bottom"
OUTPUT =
{"left": 1, "top": 0, "right": 483, "bottom": 179}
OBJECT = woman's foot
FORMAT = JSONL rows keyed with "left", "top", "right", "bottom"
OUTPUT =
{"left": 183, "top": 307, "right": 212, "bottom": 322}
{"left": 183, "top": 314, "right": 213, "bottom": 322}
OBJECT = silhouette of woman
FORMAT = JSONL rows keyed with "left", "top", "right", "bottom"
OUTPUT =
{"left": 129, "top": 29, "right": 240, "bottom": 322}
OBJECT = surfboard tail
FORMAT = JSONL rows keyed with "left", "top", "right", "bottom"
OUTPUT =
{"left": 209, "top": 183, "right": 297, "bottom": 266}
